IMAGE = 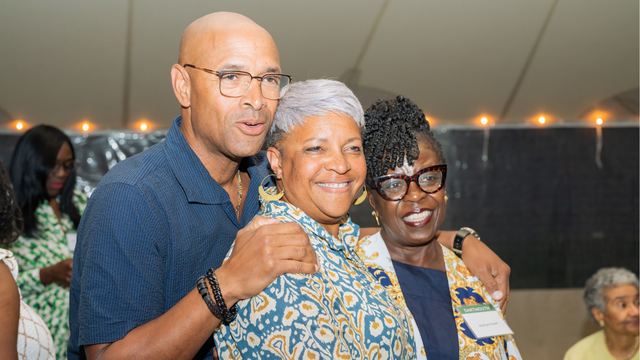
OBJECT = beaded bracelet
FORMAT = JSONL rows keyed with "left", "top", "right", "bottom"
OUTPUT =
{"left": 206, "top": 268, "right": 238, "bottom": 324}
{"left": 196, "top": 276, "right": 223, "bottom": 320}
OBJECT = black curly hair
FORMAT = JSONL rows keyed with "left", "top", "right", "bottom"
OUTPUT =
{"left": 363, "top": 96, "right": 446, "bottom": 187}
{"left": 0, "top": 157, "right": 23, "bottom": 246}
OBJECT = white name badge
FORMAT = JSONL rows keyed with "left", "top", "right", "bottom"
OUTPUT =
{"left": 66, "top": 232, "right": 77, "bottom": 252}
{"left": 457, "top": 304, "right": 513, "bottom": 339}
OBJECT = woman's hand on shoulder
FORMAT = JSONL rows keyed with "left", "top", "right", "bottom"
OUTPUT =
{"left": 435, "top": 231, "right": 511, "bottom": 313}
{"left": 460, "top": 236, "right": 511, "bottom": 313}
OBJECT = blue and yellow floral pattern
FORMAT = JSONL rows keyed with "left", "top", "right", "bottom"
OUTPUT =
{"left": 214, "top": 198, "right": 416, "bottom": 360}
{"left": 356, "top": 232, "right": 522, "bottom": 360}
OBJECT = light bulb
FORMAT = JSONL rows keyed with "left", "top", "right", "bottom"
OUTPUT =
{"left": 82, "top": 123, "right": 90, "bottom": 132}
{"left": 140, "top": 123, "right": 148, "bottom": 131}
{"left": 481, "top": 117, "right": 488, "bottom": 125}
{"left": 16, "top": 121, "right": 24, "bottom": 130}
{"left": 538, "top": 116, "right": 546, "bottom": 124}
{"left": 596, "top": 118, "right": 603, "bottom": 125}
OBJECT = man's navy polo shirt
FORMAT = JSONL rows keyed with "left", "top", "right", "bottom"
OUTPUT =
{"left": 68, "top": 116, "right": 272, "bottom": 360}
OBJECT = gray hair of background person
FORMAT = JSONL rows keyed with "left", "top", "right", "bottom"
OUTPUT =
{"left": 584, "top": 267, "right": 639, "bottom": 322}
{"left": 265, "top": 79, "right": 365, "bottom": 148}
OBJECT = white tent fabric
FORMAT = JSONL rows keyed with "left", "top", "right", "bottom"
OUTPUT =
{"left": 0, "top": 0, "right": 637, "bottom": 129}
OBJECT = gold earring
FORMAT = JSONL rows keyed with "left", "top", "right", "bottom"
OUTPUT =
{"left": 258, "top": 174, "right": 284, "bottom": 202}
{"left": 372, "top": 211, "right": 380, "bottom": 226}
{"left": 353, "top": 186, "right": 367, "bottom": 205}
{"left": 445, "top": 195, "right": 448, "bottom": 204}
{"left": 599, "top": 320, "right": 604, "bottom": 327}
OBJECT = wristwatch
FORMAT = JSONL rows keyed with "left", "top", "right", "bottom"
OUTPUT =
{"left": 452, "top": 227, "right": 481, "bottom": 257}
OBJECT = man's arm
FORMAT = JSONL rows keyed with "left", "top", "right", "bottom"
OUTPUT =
{"left": 359, "top": 228, "right": 511, "bottom": 312}
{"left": 77, "top": 185, "right": 317, "bottom": 360}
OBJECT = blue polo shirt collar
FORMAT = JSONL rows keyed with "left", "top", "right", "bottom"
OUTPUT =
{"left": 164, "top": 116, "right": 256, "bottom": 205}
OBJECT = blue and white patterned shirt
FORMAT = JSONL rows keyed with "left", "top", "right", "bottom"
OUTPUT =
{"left": 214, "top": 199, "right": 416, "bottom": 359}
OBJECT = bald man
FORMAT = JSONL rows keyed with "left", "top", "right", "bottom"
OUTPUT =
{"left": 69, "top": 12, "right": 510, "bottom": 360}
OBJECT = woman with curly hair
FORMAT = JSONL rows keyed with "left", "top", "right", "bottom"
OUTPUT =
{"left": 9, "top": 125, "right": 88, "bottom": 359}
{"left": 1, "top": 157, "right": 55, "bottom": 359}
{"left": 356, "top": 96, "right": 521, "bottom": 359}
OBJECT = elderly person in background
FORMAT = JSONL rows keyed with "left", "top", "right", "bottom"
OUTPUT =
{"left": 356, "top": 96, "right": 521, "bottom": 360}
{"left": 0, "top": 157, "right": 55, "bottom": 360}
{"left": 214, "top": 79, "right": 416, "bottom": 359}
{"left": 564, "top": 268, "right": 639, "bottom": 360}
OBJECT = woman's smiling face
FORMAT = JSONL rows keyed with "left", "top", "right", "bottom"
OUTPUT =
{"left": 267, "top": 112, "right": 366, "bottom": 229}
{"left": 369, "top": 139, "right": 447, "bottom": 249}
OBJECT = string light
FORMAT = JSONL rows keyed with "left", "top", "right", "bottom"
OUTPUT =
{"left": 82, "top": 123, "right": 90, "bottom": 132}
{"left": 140, "top": 122, "right": 148, "bottom": 131}
{"left": 596, "top": 118, "right": 603, "bottom": 125}
{"left": 481, "top": 117, "right": 488, "bottom": 125}
{"left": 538, "top": 116, "right": 546, "bottom": 124}
{"left": 16, "top": 121, "right": 24, "bottom": 130}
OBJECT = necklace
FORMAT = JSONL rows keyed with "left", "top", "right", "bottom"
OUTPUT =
{"left": 604, "top": 330, "right": 639, "bottom": 360}
{"left": 235, "top": 170, "right": 242, "bottom": 217}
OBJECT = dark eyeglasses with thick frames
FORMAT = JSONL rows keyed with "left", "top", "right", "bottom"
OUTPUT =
{"left": 50, "top": 160, "right": 79, "bottom": 175}
{"left": 372, "top": 165, "right": 447, "bottom": 201}
{"left": 182, "top": 64, "right": 292, "bottom": 100}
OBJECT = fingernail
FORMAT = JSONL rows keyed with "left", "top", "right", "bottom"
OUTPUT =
{"left": 492, "top": 291, "right": 503, "bottom": 300}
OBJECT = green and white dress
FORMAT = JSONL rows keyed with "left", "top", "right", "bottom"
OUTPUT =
{"left": 11, "top": 190, "right": 87, "bottom": 360}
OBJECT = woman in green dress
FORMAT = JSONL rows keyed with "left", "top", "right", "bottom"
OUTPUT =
{"left": 10, "top": 125, "right": 87, "bottom": 359}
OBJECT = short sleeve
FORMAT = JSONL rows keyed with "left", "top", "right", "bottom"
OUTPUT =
{"left": 0, "top": 248, "right": 18, "bottom": 280}
{"left": 71, "top": 182, "right": 168, "bottom": 346}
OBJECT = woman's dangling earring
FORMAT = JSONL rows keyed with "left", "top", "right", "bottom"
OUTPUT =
{"left": 258, "top": 174, "right": 284, "bottom": 202}
{"left": 372, "top": 211, "right": 380, "bottom": 226}
{"left": 353, "top": 186, "right": 367, "bottom": 205}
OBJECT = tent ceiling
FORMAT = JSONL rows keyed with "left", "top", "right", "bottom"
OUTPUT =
{"left": 0, "top": 0, "right": 637, "bottom": 129}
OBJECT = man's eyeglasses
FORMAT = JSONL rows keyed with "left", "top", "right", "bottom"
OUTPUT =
{"left": 371, "top": 165, "right": 447, "bottom": 201}
{"left": 183, "top": 64, "right": 292, "bottom": 100}
{"left": 50, "top": 160, "right": 79, "bottom": 175}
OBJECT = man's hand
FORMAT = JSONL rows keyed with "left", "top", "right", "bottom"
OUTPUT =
{"left": 40, "top": 258, "right": 73, "bottom": 287}
{"left": 215, "top": 216, "right": 318, "bottom": 305}
{"left": 460, "top": 236, "right": 511, "bottom": 313}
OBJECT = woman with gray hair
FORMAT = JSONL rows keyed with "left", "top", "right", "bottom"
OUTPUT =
{"left": 564, "top": 267, "right": 639, "bottom": 360}
{"left": 213, "top": 79, "right": 416, "bottom": 359}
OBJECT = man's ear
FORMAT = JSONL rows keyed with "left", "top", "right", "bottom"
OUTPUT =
{"left": 266, "top": 147, "right": 283, "bottom": 179}
{"left": 171, "top": 64, "right": 191, "bottom": 108}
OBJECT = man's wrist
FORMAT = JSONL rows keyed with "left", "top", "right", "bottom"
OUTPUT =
{"left": 213, "top": 265, "right": 239, "bottom": 307}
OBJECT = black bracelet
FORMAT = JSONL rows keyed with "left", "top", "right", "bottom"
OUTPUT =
{"left": 196, "top": 276, "right": 223, "bottom": 320}
{"left": 206, "top": 268, "right": 238, "bottom": 325}
{"left": 453, "top": 227, "right": 481, "bottom": 258}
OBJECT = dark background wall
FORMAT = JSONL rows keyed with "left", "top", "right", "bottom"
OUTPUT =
{"left": 350, "top": 126, "right": 639, "bottom": 289}
{"left": 2, "top": 125, "right": 638, "bottom": 289}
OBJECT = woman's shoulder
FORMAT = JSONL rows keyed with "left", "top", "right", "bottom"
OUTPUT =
{"left": 0, "top": 248, "right": 18, "bottom": 280}
{"left": 563, "top": 330, "right": 605, "bottom": 360}
{"left": 72, "top": 189, "right": 89, "bottom": 214}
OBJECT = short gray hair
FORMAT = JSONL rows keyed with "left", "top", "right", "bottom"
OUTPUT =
{"left": 584, "top": 267, "right": 639, "bottom": 322}
{"left": 266, "top": 79, "right": 364, "bottom": 148}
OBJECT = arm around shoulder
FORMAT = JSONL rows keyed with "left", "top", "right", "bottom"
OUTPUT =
{"left": 435, "top": 229, "right": 511, "bottom": 312}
